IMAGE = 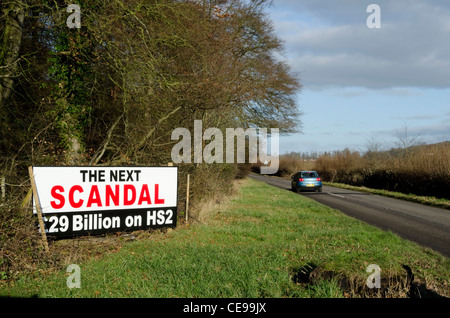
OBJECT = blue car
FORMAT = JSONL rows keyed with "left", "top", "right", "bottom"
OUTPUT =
{"left": 291, "top": 171, "right": 322, "bottom": 192}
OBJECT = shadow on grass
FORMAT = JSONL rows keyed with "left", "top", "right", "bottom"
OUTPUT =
{"left": 290, "top": 263, "right": 446, "bottom": 298}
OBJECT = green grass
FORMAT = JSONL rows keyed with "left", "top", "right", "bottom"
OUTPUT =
{"left": 1, "top": 178, "right": 448, "bottom": 298}
{"left": 323, "top": 182, "right": 450, "bottom": 210}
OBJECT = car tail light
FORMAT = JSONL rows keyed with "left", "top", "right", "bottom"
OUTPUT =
{"left": 299, "top": 178, "right": 304, "bottom": 182}
{"left": 316, "top": 178, "right": 321, "bottom": 181}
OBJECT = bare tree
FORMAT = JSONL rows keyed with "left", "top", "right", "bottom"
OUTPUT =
{"left": 394, "top": 122, "right": 424, "bottom": 157}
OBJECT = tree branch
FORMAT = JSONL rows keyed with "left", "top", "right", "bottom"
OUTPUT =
{"left": 90, "top": 115, "right": 123, "bottom": 166}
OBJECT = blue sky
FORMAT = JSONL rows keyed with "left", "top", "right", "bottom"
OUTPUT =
{"left": 266, "top": 0, "right": 450, "bottom": 154}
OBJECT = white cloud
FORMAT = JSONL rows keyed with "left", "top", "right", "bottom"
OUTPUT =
{"left": 270, "top": 0, "right": 450, "bottom": 89}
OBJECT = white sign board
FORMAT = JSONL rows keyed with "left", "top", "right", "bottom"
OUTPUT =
{"left": 31, "top": 166, "right": 178, "bottom": 238}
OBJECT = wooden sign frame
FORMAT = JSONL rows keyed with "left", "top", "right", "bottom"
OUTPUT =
{"left": 28, "top": 166, "right": 49, "bottom": 253}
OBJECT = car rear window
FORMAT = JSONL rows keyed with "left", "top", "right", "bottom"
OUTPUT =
{"left": 301, "top": 172, "right": 319, "bottom": 178}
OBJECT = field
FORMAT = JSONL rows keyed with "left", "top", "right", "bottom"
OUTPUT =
{"left": 1, "top": 178, "right": 448, "bottom": 298}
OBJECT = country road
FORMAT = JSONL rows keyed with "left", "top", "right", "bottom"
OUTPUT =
{"left": 249, "top": 173, "right": 450, "bottom": 258}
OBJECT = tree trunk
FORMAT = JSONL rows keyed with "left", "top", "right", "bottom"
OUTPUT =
{"left": 0, "top": 1, "right": 25, "bottom": 109}
{"left": 57, "top": 98, "right": 84, "bottom": 165}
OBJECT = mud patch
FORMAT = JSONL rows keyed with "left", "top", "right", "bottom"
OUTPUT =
{"left": 290, "top": 264, "right": 446, "bottom": 298}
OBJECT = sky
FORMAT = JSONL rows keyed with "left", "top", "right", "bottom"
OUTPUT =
{"left": 266, "top": 0, "right": 450, "bottom": 154}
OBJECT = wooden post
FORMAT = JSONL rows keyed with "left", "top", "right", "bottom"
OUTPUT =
{"left": 28, "top": 166, "right": 49, "bottom": 253}
{"left": 186, "top": 174, "right": 190, "bottom": 224}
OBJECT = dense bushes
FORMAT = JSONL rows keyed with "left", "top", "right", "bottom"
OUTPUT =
{"left": 250, "top": 153, "right": 315, "bottom": 177}
{"left": 270, "top": 142, "right": 449, "bottom": 200}
{"left": 314, "top": 142, "right": 450, "bottom": 199}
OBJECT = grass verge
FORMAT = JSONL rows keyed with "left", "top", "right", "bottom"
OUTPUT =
{"left": 1, "top": 178, "right": 448, "bottom": 298}
{"left": 323, "top": 182, "right": 450, "bottom": 210}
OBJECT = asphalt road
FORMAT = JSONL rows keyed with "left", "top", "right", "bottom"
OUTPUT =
{"left": 249, "top": 173, "right": 450, "bottom": 258}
